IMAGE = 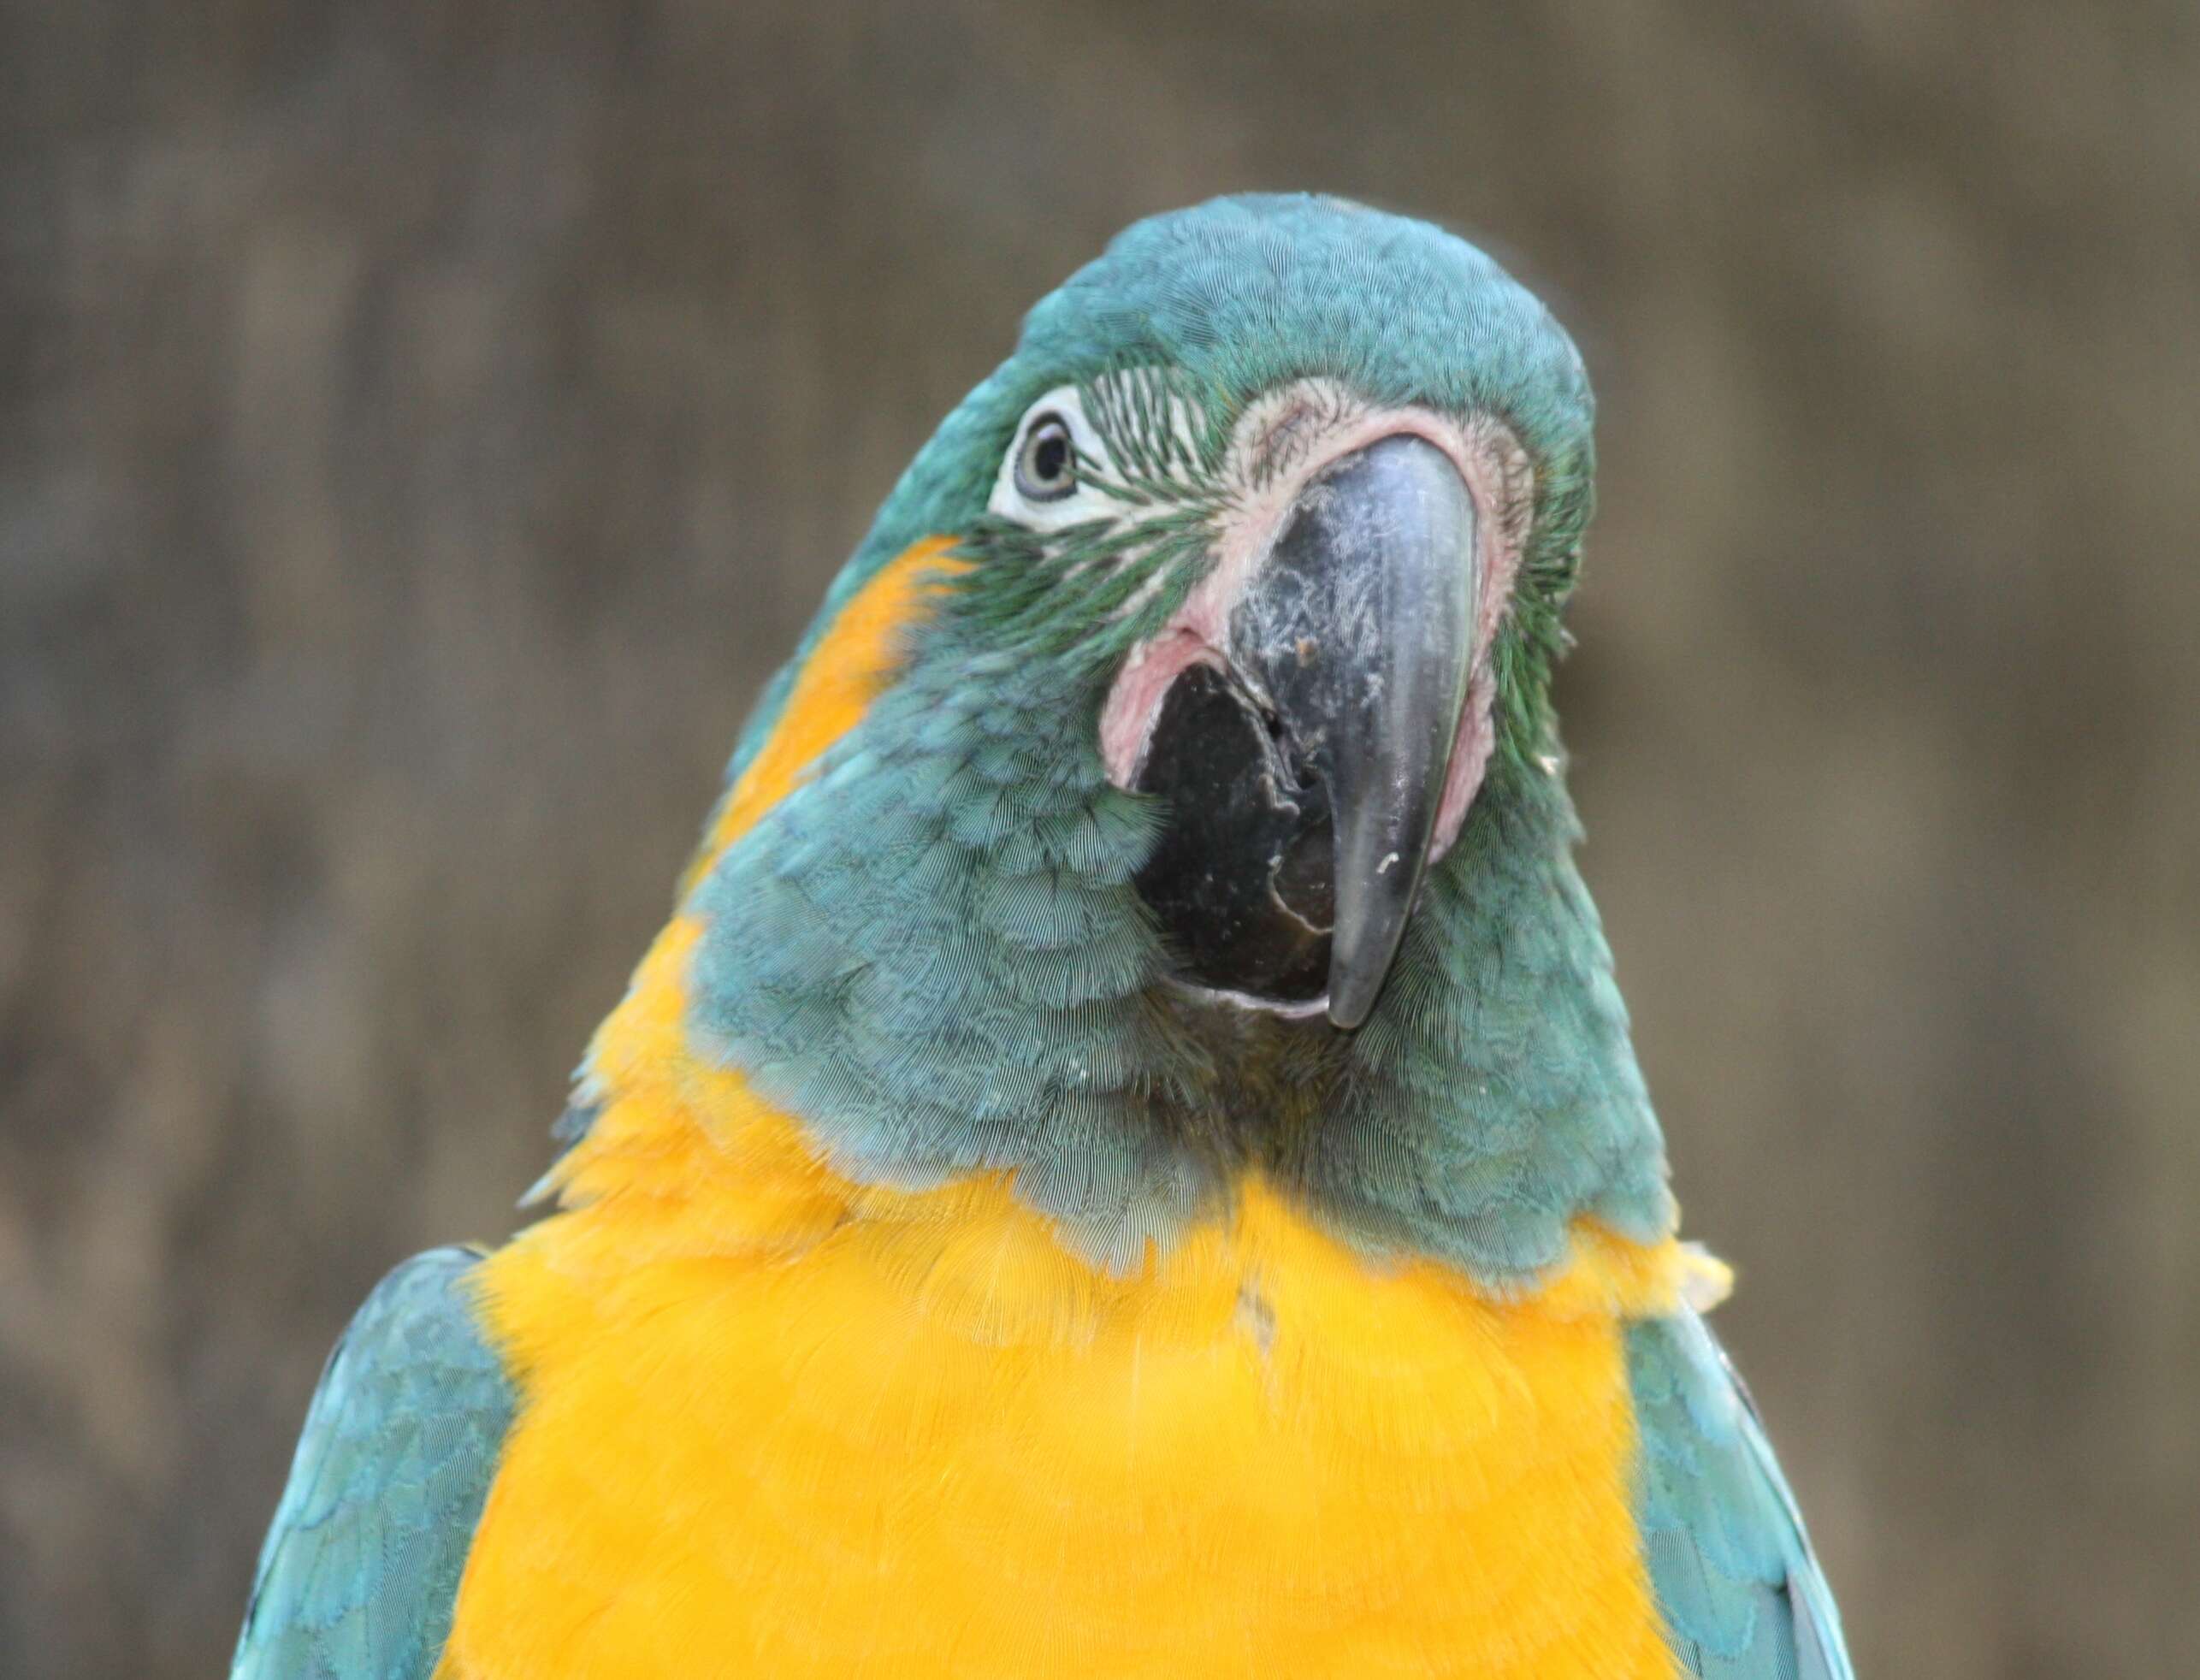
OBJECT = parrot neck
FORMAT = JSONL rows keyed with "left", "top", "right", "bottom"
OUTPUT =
{"left": 565, "top": 551, "right": 1671, "bottom": 1289}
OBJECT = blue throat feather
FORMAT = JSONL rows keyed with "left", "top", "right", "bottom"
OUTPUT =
{"left": 687, "top": 618, "right": 1671, "bottom": 1278}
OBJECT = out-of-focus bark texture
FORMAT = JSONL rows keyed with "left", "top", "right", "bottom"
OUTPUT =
{"left": 3, "top": 5, "right": 2194, "bottom": 1676}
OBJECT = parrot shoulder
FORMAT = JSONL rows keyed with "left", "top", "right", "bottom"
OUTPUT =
{"left": 1627, "top": 1305, "right": 1854, "bottom": 1680}
{"left": 231, "top": 1245, "right": 514, "bottom": 1680}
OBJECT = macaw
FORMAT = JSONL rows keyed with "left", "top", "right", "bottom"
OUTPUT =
{"left": 234, "top": 193, "right": 1851, "bottom": 1680}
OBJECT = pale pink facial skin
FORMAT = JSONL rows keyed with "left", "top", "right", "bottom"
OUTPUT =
{"left": 1097, "top": 378, "right": 1535, "bottom": 866}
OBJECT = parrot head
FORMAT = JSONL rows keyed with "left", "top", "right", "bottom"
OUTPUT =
{"left": 602, "top": 193, "right": 1670, "bottom": 1279}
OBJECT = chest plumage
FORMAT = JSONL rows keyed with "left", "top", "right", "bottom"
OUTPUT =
{"left": 444, "top": 1087, "right": 1688, "bottom": 1680}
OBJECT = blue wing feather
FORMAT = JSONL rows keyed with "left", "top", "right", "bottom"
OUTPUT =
{"left": 232, "top": 1247, "right": 514, "bottom": 1680}
{"left": 1627, "top": 1309, "right": 1854, "bottom": 1680}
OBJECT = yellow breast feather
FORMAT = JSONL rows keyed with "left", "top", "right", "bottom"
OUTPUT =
{"left": 449, "top": 1089, "right": 1692, "bottom": 1677}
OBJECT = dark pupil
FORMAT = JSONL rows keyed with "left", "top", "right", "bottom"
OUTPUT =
{"left": 1032, "top": 429, "right": 1069, "bottom": 483}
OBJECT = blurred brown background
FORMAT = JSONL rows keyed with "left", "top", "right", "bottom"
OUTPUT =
{"left": 3, "top": 3, "right": 2196, "bottom": 1676}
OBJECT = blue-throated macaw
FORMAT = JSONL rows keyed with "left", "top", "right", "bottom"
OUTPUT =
{"left": 234, "top": 192, "right": 1851, "bottom": 1680}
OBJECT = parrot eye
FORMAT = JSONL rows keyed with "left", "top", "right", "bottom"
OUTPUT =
{"left": 986, "top": 386, "right": 1118, "bottom": 529}
{"left": 1013, "top": 414, "right": 1079, "bottom": 502}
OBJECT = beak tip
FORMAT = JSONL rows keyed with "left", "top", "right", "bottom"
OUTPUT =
{"left": 1323, "top": 971, "right": 1381, "bottom": 1032}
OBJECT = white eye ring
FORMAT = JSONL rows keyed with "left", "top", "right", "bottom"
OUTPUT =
{"left": 989, "top": 387, "right": 1115, "bottom": 529}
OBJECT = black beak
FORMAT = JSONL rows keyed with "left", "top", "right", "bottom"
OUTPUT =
{"left": 1133, "top": 434, "right": 1479, "bottom": 1029}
